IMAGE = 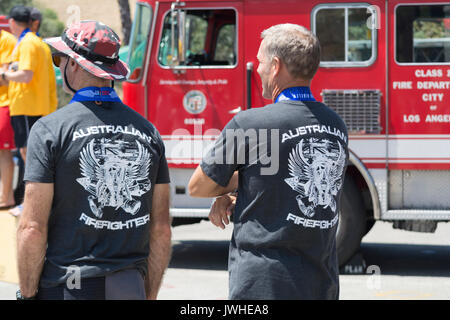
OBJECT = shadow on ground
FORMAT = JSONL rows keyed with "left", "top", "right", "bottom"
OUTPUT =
{"left": 169, "top": 240, "right": 229, "bottom": 271}
{"left": 360, "top": 243, "right": 450, "bottom": 277}
{"left": 169, "top": 240, "right": 450, "bottom": 277}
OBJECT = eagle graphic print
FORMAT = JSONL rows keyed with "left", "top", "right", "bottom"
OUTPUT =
{"left": 76, "top": 138, "right": 152, "bottom": 218}
{"left": 284, "top": 138, "right": 346, "bottom": 218}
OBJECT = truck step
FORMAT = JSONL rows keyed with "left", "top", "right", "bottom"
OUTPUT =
{"left": 170, "top": 208, "right": 210, "bottom": 218}
{"left": 382, "top": 210, "right": 450, "bottom": 221}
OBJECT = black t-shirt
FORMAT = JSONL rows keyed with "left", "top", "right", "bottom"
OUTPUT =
{"left": 24, "top": 100, "right": 170, "bottom": 288}
{"left": 201, "top": 99, "right": 348, "bottom": 300}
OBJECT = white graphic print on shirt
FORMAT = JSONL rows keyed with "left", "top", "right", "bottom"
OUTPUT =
{"left": 76, "top": 137, "right": 152, "bottom": 219}
{"left": 284, "top": 138, "right": 346, "bottom": 218}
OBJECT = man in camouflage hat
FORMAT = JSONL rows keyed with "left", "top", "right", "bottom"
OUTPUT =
{"left": 16, "top": 21, "right": 172, "bottom": 300}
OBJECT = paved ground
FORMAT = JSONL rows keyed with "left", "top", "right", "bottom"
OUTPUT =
{"left": 158, "top": 219, "right": 450, "bottom": 300}
{"left": 2, "top": 218, "right": 450, "bottom": 300}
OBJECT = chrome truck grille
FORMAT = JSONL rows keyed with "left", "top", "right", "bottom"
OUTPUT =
{"left": 321, "top": 89, "right": 382, "bottom": 134}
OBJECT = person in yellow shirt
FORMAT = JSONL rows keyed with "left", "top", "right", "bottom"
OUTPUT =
{"left": 29, "top": 7, "right": 57, "bottom": 112}
{"left": 1, "top": 6, "right": 53, "bottom": 163}
{"left": 0, "top": 28, "right": 17, "bottom": 209}
{"left": 1, "top": 6, "right": 55, "bottom": 216}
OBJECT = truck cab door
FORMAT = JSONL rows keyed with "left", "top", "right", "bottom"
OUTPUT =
{"left": 148, "top": 1, "right": 244, "bottom": 166}
{"left": 387, "top": 1, "right": 450, "bottom": 214}
{"left": 143, "top": 1, "right": 244, "bottom": 214}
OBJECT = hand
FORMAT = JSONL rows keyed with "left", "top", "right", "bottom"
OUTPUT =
{"left": 0, "top": 70, "right": 6, "bottom": 86}
{"left": 209, "top": 194, "right": 236, "bottom": 229}
{"left": 9, "top": 62, "right": 18, "bottom": 72}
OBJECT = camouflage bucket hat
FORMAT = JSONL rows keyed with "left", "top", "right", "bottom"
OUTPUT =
{"left": 45, "top": 20, "right": 129, "bottom": 81}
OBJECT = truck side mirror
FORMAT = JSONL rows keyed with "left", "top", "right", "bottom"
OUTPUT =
{"left": 170, "top": 2, "right": 186, "bottom": 67}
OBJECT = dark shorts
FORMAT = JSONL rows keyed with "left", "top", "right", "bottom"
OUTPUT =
{"left": 10, "top": 115, "right": 41, "bottom": 149}
{"left": 36, "top": 269, "right": 146, "bottom": 300}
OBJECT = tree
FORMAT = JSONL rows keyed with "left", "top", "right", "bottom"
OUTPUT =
{"left": 414, "top": 20, "right": 445, "bottom": 39}
{"left": 38, "top": 8, "right": 65, "bottom": 38}
{"left": 0, "top": 0, "right": 64, "bottom": 38}
{"left": 118, "top": 0, "right": 132, "bottom": 46}
{"left": 0, "top": 0, "right": 32, "bottom": 15}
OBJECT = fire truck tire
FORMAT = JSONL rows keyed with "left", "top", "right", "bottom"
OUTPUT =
{"left": 336, "top": 176, "right": 366, "bottom": 267}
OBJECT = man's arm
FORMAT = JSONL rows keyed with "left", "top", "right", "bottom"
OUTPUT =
{"left": 188, "top": 167, "right": 238, "bottom": 198}
{"left": 209, "top": 194, "right": 236, "bottom": 229}
{"left": 0, "top": 64, "right": 8, "bottom": 86}
{"left": 1, "top": 69, "right": 34, "bottom": 84}
{"left": 17, "top": 182, "right": 53, "bottom": 298}
{"left": 146, "top": 183, "right": 172, "bottom": 300}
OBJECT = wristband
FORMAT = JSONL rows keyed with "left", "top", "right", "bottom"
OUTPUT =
{"left": 16, "top": 289, "right": 37, "bottom": 300}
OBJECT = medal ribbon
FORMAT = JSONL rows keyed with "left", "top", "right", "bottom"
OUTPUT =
{"left": 275, "top": 86, "right": 315, "bottom": 103}
{"left": 11, "top": 28, "right": 31, "bottom": 58}
{"left": 13, "top": 28, "right": 31, "bottom": 50}
{"left": 70, "top": 87, "right": 122, "bottom": 104}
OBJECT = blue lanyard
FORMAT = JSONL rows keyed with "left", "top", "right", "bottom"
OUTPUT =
{"left": 70, "top": 87, "right": 122, "bottom": 104}
{"left": 275, "top": 86, "right": 315, "bottom": 103}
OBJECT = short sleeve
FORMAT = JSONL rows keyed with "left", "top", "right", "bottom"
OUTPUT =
{"left": 18, "top": 39, "right": 38, "bottom": 72}
{"left": 155, "top": 140, "right": 170, "bottom": 184}
{"left": 24, "top": 121, "right": 57, "bottom": 183}
{"left": 0, "top": 32, "right": 16, "bottom": 65}
{"left": 200, "top": 117, "right": 242, "bottom": 187}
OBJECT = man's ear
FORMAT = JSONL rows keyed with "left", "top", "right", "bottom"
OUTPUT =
{"left": 69, "top": 58, "right": 79, "bottom": 71}
{"left": 32, "top": 20, "right": 40, "bottom": 32}
{"left": 272, "top": 56, "right": 282, "bottom": 77}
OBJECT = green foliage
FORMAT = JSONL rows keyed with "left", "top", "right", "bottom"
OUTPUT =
{"left": 414, "top": 20, "right": 445, "bottom": 39}
{"left": 187, "top": 16, "right": 207, "bottom": 54}
{"left": 0, "top": 0, "right": 32, "bottom": 15}
{"left": 32, "top": 3, "right": 65, "bottom": 38}
{"left": 0, "top": 0, "right": 64, "bottom": 38}
{"left": 215, "top": 24, "right": 235, "bottom": 63}
{"left": 57, "top": 86, "right": 72, "bottom": 109}
{"left": 42, "top": 7, "right": 57, "bottom": 20}
{"left": 349, "top": 26, "right": 369, "bottom": 41}
{"left": 38, "top": 9, "right": 65, "bottom": 38}
{"left": 348, "top": 8, "right": 371, "bottom": 41}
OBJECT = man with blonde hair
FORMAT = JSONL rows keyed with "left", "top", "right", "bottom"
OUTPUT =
{"left": 189, "top": 24, "right": 348, "bottom": 300}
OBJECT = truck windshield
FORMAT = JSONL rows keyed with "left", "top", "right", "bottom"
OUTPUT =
{"left": 127, "top": 3, "right": 153, "bottom": 80}
{"left": 158, "top": 9, "right": 236, "bottom": 67}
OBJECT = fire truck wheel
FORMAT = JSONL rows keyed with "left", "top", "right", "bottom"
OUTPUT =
{"left": 336, "top": 176, "right": 367, "bottom": 267}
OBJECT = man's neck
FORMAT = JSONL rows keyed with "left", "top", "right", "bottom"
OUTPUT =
{"left": 72, "top": 78, "right": 112, "bottom": 92}
{"left": 14, "top": 26, "right": 28, "bottom": 38}
{"left": 271, "top": 79, "right": 311, "bottom": 102}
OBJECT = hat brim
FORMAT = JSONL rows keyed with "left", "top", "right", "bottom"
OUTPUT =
{"left": 45, "top": 37, "right": 130, "bottom": 81}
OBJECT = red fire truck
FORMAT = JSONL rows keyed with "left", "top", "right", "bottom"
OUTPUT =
{"left": 122, "top": 0, "right": 450, "bottom": 265}
{"left": 0, "top": 16, "right": 9, "bottom": 32}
